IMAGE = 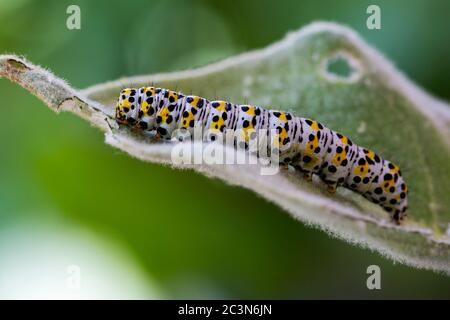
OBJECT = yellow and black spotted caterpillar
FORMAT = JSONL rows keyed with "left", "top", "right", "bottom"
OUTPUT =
{"left": 115, "top": 87, "right": 409, "bottom": 223}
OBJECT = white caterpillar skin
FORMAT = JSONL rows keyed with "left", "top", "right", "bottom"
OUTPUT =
{"left": 116, "top": 87, "right": 409, "bottom": 223}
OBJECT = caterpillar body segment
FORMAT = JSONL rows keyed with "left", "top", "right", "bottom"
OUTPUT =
{"left": 115, "top": 86, "right": 409, "bottom": 223}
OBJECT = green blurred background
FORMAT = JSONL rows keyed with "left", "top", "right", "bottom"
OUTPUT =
{"left": 0, "top": 0, "right": 449, "bottom": 299}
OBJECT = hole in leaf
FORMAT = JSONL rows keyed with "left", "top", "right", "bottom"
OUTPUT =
{"left": 321, "top": 52, "right": 361, "bottom": 83}
{"left": 327, "top": 57, "right": 353, "bottom": 78}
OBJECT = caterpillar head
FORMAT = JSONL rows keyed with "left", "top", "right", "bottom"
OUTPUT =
{"left": 115, "top": 88, "right": 140, "bottom": 126}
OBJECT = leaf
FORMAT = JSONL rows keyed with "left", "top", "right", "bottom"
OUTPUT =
{"left": 1, "top": 22, "right": 450, "bottom": 274}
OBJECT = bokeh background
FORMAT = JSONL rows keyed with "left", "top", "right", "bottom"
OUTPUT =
{"left": 0, "top": 0, "right": 449, "bottom": 299}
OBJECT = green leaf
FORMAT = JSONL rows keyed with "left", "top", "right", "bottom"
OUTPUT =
{"left": 1, "top": 22, "right": 449, "bottom": 274}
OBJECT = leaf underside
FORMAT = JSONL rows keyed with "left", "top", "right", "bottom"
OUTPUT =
{"left": 1, "top": 22, "right": 449, "bottom": 274}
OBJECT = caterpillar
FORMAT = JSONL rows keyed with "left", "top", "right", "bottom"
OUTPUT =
{"left": 115, "top": 86, "right": 409, "bottom": 223}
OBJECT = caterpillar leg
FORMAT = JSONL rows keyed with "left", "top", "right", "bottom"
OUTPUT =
{"left": 303, "top": 172, "right": 312, "bottom": 182}
{"left": 154, "top": 132, "right": 162, "bottom": 141}
{"left": 293, "top": 166, "right": 313, "bottom": 182}
{"left": 326, "top": 182, "right": 338, "bottom": 193}
{"left": 390, "top": 204, "right": 408, "bottom": 225}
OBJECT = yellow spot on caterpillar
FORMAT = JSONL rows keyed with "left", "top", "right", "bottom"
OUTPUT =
{"left": 354, "top": 162, "right": 369, "bottom": 176}
{"left": 390, "top": 164, "right": 400, "bottom": 174}
{"left": 278, "top": 112, "right": 288, "bottom": 122}
{"left": 308, "top": 120, "right": 320, "bottom": 131}
{"left": 215, "top": 101, "right": 227, "bottom": 111}
{"left": 168, "top": 91, "right": 178, "bottom": 102}
{"left": 158, "top": 107, "right": 170, "bottom": 122}
{"left": 339, "top": 135, "right": 349, "bottom": 145}
{"left": 245, "top": 106, "right": 256, "bottom": 116}
{"left": 365, "top": 149, "right": 376, "bottom": 160}
{"left": 332, "top": 150, "right": 347, "bottom": 166}
{"left": 211, "top": 116, "right": 225, "bottom": 130}
{"left": 182, "top": 112, "right": 195, "bottom": 128}
{"left": 190, "top": 96, "right": 200, "bottom": 105}
{"left": 121, "top": 99, "right": 131, "bottom": 108}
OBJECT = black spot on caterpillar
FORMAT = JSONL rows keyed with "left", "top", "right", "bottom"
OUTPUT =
{"left": 116, "top": 87, "right": 409, "bottom": 223}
